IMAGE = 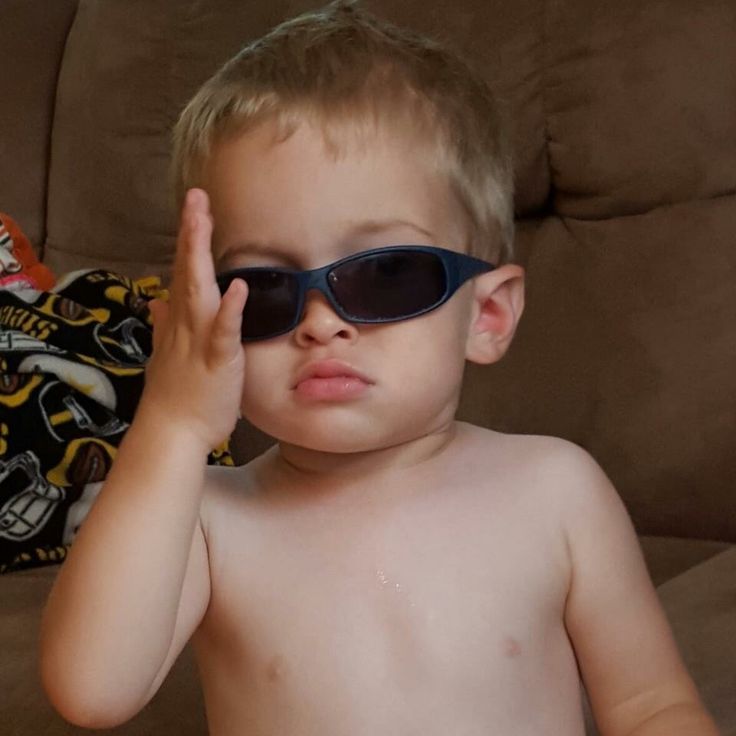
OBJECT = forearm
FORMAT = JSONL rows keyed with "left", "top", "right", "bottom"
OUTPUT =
{"left": 40, "top": 401, "right": 210, "bottom": 712}
{"left": 625, "top": 701, "right": 721, "bottom": 736}
{"left": 40, "top": 187, "right": 247, "bottom": 725}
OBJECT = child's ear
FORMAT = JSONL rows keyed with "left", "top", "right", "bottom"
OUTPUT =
{"left": 465, "top": 264, "right": 525, "bottom": 365}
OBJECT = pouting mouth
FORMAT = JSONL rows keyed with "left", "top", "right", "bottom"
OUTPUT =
{"left": 293, "top": 359, "right": 373, "bottom": 387}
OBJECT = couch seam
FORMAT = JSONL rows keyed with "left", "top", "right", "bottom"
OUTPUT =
{"left": 539, "top": 0, "right": 556, "bottom": 210}
{"left": 555, "top": 189, "right": 736, "bottom": 224}
{"left": 42, "top": 241, "right": 174, "bottom": 266}
{"left": 41, "top": 0, "right": 82, "bottom": 263}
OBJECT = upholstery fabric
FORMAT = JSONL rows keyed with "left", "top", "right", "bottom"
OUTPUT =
{"left": 0, "top": 1, "right": 734, "bottom": 731}
{"left": 0, "top": 0, "right": 79, "bottom": 247}
{"left": 44, "top": 0, "right": 552, "bottom": 274}
{"left": 543, "top": 0, "right": 736, "bottom": 218}
{"left": 656, "top": 547, "right": 736, "bottom": 735}
{"left": 37, "top": 0, "right": 736, "bottom": 541}
{"left": 638, "top": 535, "right": 732, "bottom": 587}
{"left": 0, "top": 566, "right": 207, "bottom": 736}
{"left": 461, "top": 196, "right": 736, "bottom": 539}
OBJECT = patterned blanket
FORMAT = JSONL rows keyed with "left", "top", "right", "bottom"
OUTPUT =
{"left": 0, "top": 226, "right": 232, "bottom": 573}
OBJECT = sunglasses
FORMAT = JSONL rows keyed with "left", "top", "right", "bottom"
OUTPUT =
{"left": 215, "top": 244, "right": 495, "bottom": 342}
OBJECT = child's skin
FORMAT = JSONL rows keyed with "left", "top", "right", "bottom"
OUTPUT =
{"left": 40, "top": 120, "right": 719, "bottom": 736}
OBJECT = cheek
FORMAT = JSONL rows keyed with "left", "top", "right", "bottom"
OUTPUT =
{"left": 239, "top": 346, "right": 281, "bottom": 405}
{"left": 387, "top": 312, "right": 469, "bottom": 387}
{"left": 414, "top": 293, "right": 473, "bottom": 353}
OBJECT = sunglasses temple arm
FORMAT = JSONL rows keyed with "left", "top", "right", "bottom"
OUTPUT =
{"left": 452, "top": 256, "right": 495, "bottom": 289}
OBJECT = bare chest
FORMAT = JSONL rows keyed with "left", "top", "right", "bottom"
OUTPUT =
{"left": 195, "top": 474, "right": 582, "bottom": 734}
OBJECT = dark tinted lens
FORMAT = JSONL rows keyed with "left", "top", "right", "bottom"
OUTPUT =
{"left": 222, "top": 270, "right": 299, "bottom": 339}
{"left": 329, "top": 251, "right": 446, "bottom": 320}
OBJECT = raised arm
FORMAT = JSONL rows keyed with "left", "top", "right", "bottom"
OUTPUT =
{"left": 561, "top": 445, "right": 720, "bottom": 736}
{"left": 39, "top": 189, "right": 248, "bottom": 728}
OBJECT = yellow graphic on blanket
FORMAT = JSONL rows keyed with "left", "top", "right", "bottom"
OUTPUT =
{"left": 104, "top": 285, "right": 152, "bottom": 314}
{"left": 0, "top": 304, "right": 59, "bottom": 340}
{"left": 47, "top": 438, "right": 117, "bottom": 487}
{"left": 35, "top": 293, "right": 111, "bottom": 325}
{"left": 0, "top": 373, "right": 44, "bottom": 407}
{"left": 0, "top": 423, "right": 8, "bottom": 455}
{"left": 31, "top": 546, "right": 67, "bottom": 563}
{"left": 210, "top": 441, "right": 235, "bottom": 467}
{"left": 87, "top": 271, "right": 168, "bottom": 300}
{"left": 76, "top": 351, "right": 144, "bottom": 377}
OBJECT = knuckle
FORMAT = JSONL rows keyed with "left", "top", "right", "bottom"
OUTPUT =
{"left": 184, "top": 279, "right": 202, "bottom": 299}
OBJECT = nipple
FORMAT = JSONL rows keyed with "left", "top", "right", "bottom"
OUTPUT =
{"left": 265, "top": 654, "right": 287, "bottom": 683}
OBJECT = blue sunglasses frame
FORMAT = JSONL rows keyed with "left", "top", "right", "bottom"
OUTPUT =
{"left": 216, "top": 244, "right": 495, "bottom": 341}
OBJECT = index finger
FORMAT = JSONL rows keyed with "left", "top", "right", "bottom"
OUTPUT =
{"left": 171, "top": 188, "right": 219, "bottom": 318}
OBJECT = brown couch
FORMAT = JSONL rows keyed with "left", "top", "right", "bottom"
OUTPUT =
{"left": 1, "top": 1, "right": 734, "bottom": 734}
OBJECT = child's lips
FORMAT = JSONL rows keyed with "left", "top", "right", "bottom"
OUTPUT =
{"left": 293, "top": 359, "right": 373, "bottom": 400}
{"left": 295, "top": 375, "right": 371, "bottom": 400}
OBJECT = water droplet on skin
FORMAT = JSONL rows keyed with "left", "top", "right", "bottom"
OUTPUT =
{"left": 375, "top": 568, "right": 418, "bottom": 607}
{"left": 376, "top": 569, "right": 389, "bottom": 586}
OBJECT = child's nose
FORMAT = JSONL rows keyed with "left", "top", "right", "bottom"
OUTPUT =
{"left": 293, "top": 289, "right": 358, "bottom": 346}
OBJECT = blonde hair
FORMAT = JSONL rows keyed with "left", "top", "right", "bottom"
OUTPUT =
{"left": 171, "top": 0, "right": 514, "bottom": 263}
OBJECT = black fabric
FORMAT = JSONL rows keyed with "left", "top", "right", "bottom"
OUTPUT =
{"left": 0, "top": 270, "right": 232, "bottom": 573}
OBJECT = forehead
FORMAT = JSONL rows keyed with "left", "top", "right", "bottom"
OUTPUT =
{"left": 203, "top": 117, "right": 468, "bottom": 268}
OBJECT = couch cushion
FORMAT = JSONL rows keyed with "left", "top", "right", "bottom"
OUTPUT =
{"left": 638, "top": 536, "right": 733, "bottom": 587}
{"left": 585, "top": 545, "right": 736, "bottom": 735}
{"left": 0, "top": 0, "right": 78, "bottom": 247}
{"left": 0, "top": 566, "right": 207, "bottom": 735}
{"left": 459, "top": 195, "right": 736, "bottom": 539}
{"left": 41, "top": 0, "right": 736, "bottom": 543}
{"left": 43, "top": 0, "right": 549, "bottom": 278}
{"left": 43, "top": 0, "right": 736, "bottom": 263}
{"left": 656, "top": 546, "right": 736, "bottom": 735}
{"left": 544, "top": 0, "right": 736, "bottom": 219}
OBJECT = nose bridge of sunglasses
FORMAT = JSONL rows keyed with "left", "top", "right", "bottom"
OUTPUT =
{"left": 296, "top": 264, "right": 343, "bottom": 314}
{"left": 299, "top": 263, "right": 332, "bottom": 298}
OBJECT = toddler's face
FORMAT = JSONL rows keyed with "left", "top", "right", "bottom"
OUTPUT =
{"left": 203, "top": 119, "right": 478, "bottom": 453}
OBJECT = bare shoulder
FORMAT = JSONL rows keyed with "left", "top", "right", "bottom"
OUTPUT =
{"left": 457, "top": 421, "right": 611, "bottom": 499}
{"left": 459, "top": 420, "right": 593, "bottom": 459}
{"left": 465, "top": 425, "right": 650, "bottom": 586}
{"left": 455, "top": 423, "right": 629, "bottom": 558}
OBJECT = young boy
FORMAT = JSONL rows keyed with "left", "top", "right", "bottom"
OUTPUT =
{"left": 39, "top": 2, "right": 719, "bottom": 734}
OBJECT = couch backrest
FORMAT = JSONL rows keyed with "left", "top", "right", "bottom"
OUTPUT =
{"left": 0, "top": 0, "right": 79, "bottom": 246}
{"left": 2, "top": 0, "right": 735, "bottom": 540}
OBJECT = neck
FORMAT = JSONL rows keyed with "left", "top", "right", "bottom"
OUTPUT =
{"left": 262, "top": 420, "right": 459, "bottom": 498}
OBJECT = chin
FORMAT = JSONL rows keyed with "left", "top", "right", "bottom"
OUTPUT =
{"left": 274, "top": 425, "right": 390, "bottom": 455}
{"left": 244, "top": 406, "right": 402, "bottom": 454}
{"left": 283, "top": 435, "right": 377, "bottom": 454}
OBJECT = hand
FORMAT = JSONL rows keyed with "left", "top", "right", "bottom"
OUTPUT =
{"left": 140, "top": 188, "right": 248, "bottom": 452}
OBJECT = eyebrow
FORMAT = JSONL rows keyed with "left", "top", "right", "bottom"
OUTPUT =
{"left": 350, "top": 218, "right": 435, "bottom": 241}
{"left": 216, "top": 219, "right": 436, "bottom": 270}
